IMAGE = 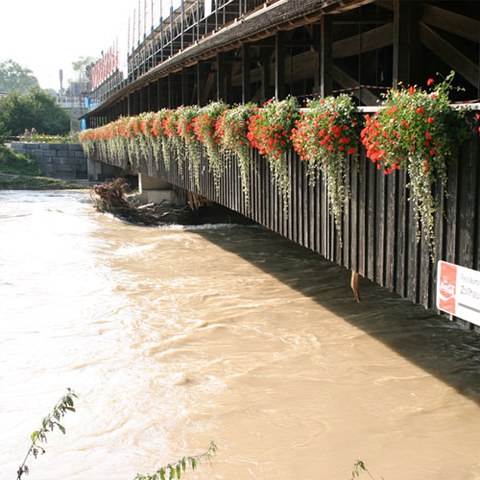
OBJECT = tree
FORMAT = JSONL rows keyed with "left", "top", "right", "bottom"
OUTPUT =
{"left": 0, "top": 59, "right": 39, "bottom": 94}
{"left": 72, "top": 56, "right": 95, "bottom": 83}
{"left": 0, "top": 88, "right": 70, "bottom": 135}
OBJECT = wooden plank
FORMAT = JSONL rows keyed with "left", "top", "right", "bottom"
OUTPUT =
{"left": 406, "top": 194, "right": 420, "bottom": 304}
{"left": 375, "top": 169, "right": 386, "bottom": 286}
{"left": 367, "top": 156, "right": 376, "bottom": 281}
{"left": 298, "top": 156, "right": 305, "bottom": 246}
{"left": 422, "top": 4, "right": 480, "bottom": 44}
{"left": 289, "top": 153, "right": 295, "bottom": 242}
{"left": 445, "top": 156, "right": 459, "bottom": 265}
{"left": 358, "top": 153, "right": 367, "bottom": 276}
{"left": 308, "top": 179, "right": 315, "bottom": 251}
{"left": 419, "top": 22, "right": 479, "bottom": 88}
{"left": 350, "top": 157, "right": 359, "bottom": 272}
{"left": 384, "top": 172, "right": 397, "bottom": 289}
{"left": 303, "top": 161, "right": 310, "bottom": 250}
{"left": 457, "top": 141, "right": 477, "bottom": 269}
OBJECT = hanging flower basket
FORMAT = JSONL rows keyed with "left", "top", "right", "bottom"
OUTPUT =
{"left": 216, "top": 103, "right": 257, "bottom": 208}
{"left": 361, "top": 71, "right": 468, "bottom": 257}
{"left": 176, "top": 106, "right": 202, "bottom": 187}
{"left": 193, "top": 101, "right": 227, "bottom": 193}
{"left": 151, "top": 109, "right": 171, "bottom": 171}
{"left": 247, "top": 96, "right": 300, "bottom": 211}
{"left": 291, "top": 94, "right": 358, "bottom": 231}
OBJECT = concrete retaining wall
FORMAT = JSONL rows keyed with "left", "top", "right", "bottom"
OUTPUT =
{"left": 10, "top": 142, "right": 87, "bottom": 179}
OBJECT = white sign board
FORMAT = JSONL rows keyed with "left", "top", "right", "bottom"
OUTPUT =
{"left": 437, "top": 261, "right": 480, "bottom": 326}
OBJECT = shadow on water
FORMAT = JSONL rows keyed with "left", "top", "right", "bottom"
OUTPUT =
{"left": 193, "top": 224, "right": 480, "bottom": 406}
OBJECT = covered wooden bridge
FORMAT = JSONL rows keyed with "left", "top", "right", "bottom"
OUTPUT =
{"left": 82, "top": 0, "right": 480, "bottom": 327}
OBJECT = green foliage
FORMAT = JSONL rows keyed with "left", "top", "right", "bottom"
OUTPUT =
{"left": 0, "top": 87, "right": 70, "bottom": 135}
{"left": 351, "top": 459, "right": 376, "bottom": 480}
{"left": 0, "top": 59, "right": 39, "bottom": 94}
{"left": 134, "top": 442, "right": 217, "bottom": 480}
{"left": 0, "top": 119, "right": 10, "bottom": 146}
{"left": 17, "top": 389, "right": 78, "bottom": 479}
{"left": 0, "top": 146, "right": 41, "bottom": 175}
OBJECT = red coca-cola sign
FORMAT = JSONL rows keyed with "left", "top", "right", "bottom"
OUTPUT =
{"left": 437, "top": 261, "right": 457, "bottom": 314}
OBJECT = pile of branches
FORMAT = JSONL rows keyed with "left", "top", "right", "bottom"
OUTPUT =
{"left": 91, "top": 178, "right": 190, "bottom": 225}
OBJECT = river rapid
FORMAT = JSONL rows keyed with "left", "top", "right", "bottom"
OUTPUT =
{"left": 1, "top": 190, "right": 480, "bottom": 480}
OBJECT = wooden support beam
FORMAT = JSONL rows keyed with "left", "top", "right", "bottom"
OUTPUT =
{"left": 320, "top": 15, "right": 333, "bottom": 97}
{"left": 393, "top": 0, "right": 420, "bottom": 88}
{"left": 312, "top": 23, "right": 321, "bottom": 94}
{"left": 333, "top": 22, "right": 393, "bottom": 58}
{"left": 216, "top": 52, "right": 228, "bottom": 102}
{"left": 149, "top": 82, "right": 158, "bottom": 110}
{"left": 196, "top": 61, "right": 206, "bottom": 106}
{"left": 242, "top": 43, "right": 251, "bottom": 103}
{"left": 260, "top": 49, "right": 273, "bottom": 102}
{"left": 331, "top": 64, "right": 379, "bottom": 105}
{"left": 181, "top": 67, "right": 189, "bottom": 105}
{"left": 167, "top": 74, "right": 174, "bottom": 108}
{"left": 158, "top": 78, "right": 167, "bottom": 109}
{"left": 422, "top": 4, "right": 480, "bottom": 44}
{"left": 204, "top": 71, "right": 216, "bottom": 104}
{"left": 275, "top": 31, "right": 286, "bottom": 99}
{"left": 419, "top": 22, "right": 479, "bottom": 88}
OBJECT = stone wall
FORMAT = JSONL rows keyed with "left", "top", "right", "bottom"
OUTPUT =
{"left": 10, "top": 142, "right": 87, "bottom": 179}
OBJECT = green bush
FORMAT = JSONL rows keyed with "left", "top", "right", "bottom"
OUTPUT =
{"left": 0, "top": 146, "right": 42, "bottom": 175}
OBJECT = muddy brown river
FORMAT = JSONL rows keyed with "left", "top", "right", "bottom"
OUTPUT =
{"left": 1, "top": 190, "right": 479, "bottom": 480}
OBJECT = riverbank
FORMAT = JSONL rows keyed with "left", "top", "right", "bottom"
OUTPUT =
{"left": 0, "top": 173, "right": 86, "bottom": 190}
{"left": 0, "top": 145, "right": 86, "bottom": 190}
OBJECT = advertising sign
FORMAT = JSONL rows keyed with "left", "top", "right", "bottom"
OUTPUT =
{"left": 437, "top": 261, "right": 480, "bottom": 326}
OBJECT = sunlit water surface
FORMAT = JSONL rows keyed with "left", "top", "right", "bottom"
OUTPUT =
{"left": 1, "top": 190, "right": 480, "bottom": 480}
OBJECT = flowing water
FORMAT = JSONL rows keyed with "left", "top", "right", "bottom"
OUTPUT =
{"left": 1, "top": 190, "right": 480, "bottom": 480}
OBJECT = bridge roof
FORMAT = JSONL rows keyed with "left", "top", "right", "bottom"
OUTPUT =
{"left": 84, "top": 0, "right": 373, "bottom": 118}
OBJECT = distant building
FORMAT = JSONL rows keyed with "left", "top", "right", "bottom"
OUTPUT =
{"left": 56, "top": 80, "right": 90, "bottom": 133}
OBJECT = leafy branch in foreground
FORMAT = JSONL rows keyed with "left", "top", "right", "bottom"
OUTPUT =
{"left": 134, "top": 441, "right": 217, "bottom": 480}
{"left": 351, "top": 459, "right": 377, "bottom": 480}
{"left": 17, "top": 388, "right": 77, "bottom": 479}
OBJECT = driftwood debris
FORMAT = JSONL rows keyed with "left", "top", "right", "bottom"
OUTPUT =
{"left": 91, "top": 178, "right": 190, "bottom": 225}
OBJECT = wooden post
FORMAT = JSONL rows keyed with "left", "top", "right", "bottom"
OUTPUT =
{"left": 313, "top": 23, "right": 321, "bottom": 94}
{"left": 216, "top": 52, "right": 232, "bottom": 102}
{"left": 242, "top": 43, "right": 251, "bottom": 103}
{"left": 168, "top": 74, "right": 174, "bottom": 108}
{"left": 393, "top": 0, "right": 420, "bottom": 87}
{"left": 181, "top": 67, "right": 189, "bottom": 105}
{"left": 197, "top": 61, "right": 206, "bottom": 106}
{"left": 320, "top": 15, "right": 333, "bottom": 98}
{"left": 260, "top": 48, "right": 273, "bottom": 102}
{"left": 158, "top": 78, "right": 167, "bottom": 109}
{"left": 275, "top": 31, "right": 286, "bottom": 99}
{"left": 149, "top": 82, "right": 158, "bottom": 110}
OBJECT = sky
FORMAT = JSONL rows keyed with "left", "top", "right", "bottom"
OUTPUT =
{"left": 0, "top": 0, "right": 139, "bottom": 91}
